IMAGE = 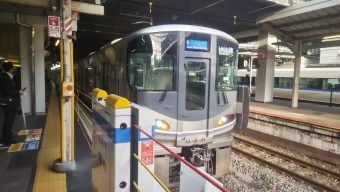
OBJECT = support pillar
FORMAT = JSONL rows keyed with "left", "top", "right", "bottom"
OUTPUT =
{"left": 34, "top": 26, "right": 46, "bottom": 114}
{"left": 291, "top": 41, "right": 302, "bottom": 108}
{"left": 19, "top": 25, "right": 32, "bottom": 114}
{"left": 54, "top": 0, "right": 75, "bottom": 172}
{"left": 255, "top": 30, "right": 276, "bottom": 102}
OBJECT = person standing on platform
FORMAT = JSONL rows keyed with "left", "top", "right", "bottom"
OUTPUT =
{"left": 0, "top": 62, "right": 24, "bottom": 144}
{"left": 13, "top": 67, "right": 21, "bottom": 90}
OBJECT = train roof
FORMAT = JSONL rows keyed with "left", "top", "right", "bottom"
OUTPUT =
{"left": 99, "top": 24, "right": 238, "bottom": 51}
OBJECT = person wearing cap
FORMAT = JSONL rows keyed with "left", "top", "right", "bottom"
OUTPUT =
{"left": 0, "top": 62, "right": 24, "bottom": 144}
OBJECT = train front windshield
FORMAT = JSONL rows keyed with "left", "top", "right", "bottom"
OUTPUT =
{"left": 216, "top": 38, "right": 238, "bottom": 90}
{"left": 127, "top": 33, "right": 178, "bottom": 91}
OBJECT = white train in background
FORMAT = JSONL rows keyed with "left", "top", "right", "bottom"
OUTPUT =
{"left": 237, "top": 67, "right": 340, "bottom": 104}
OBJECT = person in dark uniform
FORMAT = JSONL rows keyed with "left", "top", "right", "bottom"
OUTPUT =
{"left": 0, "top": 62, "right": 24, "bottom": 144}
{"left": 13, "top": 67, "right": 21, "bottom": 90}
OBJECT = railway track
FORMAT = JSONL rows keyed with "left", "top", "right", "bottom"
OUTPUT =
{"left": 232, "top": 135, "right": 340, "bottom": 192}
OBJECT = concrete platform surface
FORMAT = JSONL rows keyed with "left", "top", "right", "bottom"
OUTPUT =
{"left": 250, "top": 97, "right": 340, "bottom": 129}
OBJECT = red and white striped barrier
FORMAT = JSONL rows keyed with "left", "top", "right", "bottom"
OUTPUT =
{"left": 65, "top": 17, "right": 72, "bottom": 42}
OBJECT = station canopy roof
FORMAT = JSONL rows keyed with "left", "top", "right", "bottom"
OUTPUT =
{"left": 70, "top": 0, "right": 290, "bottom": 60}
{"left": 2, "top": 0, "right": 334, "bottom": 61}
{"left": 256, "top": 0, "right": 340, "bottom": 54}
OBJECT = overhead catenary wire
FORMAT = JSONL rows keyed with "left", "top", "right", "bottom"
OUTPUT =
{"left": 232, "top": 3, "right": 280, "bottom": 26}
{"left": 189, "top": 0, "right": 224, "bottom": 15}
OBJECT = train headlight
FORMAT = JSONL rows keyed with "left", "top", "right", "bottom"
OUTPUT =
{"left": 221, "top": 117, "right": 227, "bottom": 123}
{"left": 217, "top": 114, "right": 235, "bottom": 126}
{"left": 155, "top": 120, "right": 170, "bottom": 130}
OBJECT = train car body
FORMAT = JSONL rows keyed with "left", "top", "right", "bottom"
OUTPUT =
{"left": 238, "top": 67, "right": 340, "bottom": 104}
{"left": 75, "top": 25, "right": 249, "bottom": 186}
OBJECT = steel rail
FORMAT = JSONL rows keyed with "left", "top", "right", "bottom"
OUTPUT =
{"left": 234, "top": 137, "right": 340, "bottom": 181}
{"left": 134, "top": 124, "right": 229, "bottom": 192}
{"left": 232, "top": 144, "right": 337, "bottom": 192}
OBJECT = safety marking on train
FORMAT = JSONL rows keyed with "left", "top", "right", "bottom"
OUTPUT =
{"left": 8, "top": 141, "right": 39, "bottom": 152}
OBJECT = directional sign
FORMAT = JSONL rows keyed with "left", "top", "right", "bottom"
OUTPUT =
{"left": 48, "top": 16, "right": 60, "bottom": 38}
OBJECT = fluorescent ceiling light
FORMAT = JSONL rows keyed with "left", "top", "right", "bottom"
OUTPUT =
{"left": 55, "top": 40, "right": 60, "bottom": 46}
{"left": 238, "top": 51, "right": 252, "bottom": 55}
{"left": 323, "top": 34, "right": 340, "bottom": 39}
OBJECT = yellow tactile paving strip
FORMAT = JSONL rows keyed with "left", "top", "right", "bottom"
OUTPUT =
{"left": 33, "top": 88, "right": 67, "bottom": 192}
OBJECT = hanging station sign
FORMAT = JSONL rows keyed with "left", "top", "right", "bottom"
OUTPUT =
{"left": 48, "top": 16, "right": 60, "bottom": 38}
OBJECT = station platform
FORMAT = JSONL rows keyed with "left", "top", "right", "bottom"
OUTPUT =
{"left": 1, "top": 88, "right": 339, "bottom": 192}
{"left": 247, "top": 96, "right": 340, "bottom": 166}
{"left": 0, "top": 85, "right": 91, "bottom": 192}
{"left": 249, "top": 97, "right": 340, "bottom": 130}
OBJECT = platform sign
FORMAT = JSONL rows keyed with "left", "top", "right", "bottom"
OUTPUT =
{"left": 18, "top": 129, "right": 29, "bottom": 135}
{"left": 18, "top": 129, "right": 42, "bottom": 135}
{"left": 48, "top": 16, "right": 60, "bottom": 38}
{"left": 23, "top": 141, "right": 39, "bottom": 150}
{"left": 8, "top": 141, "right": 39, "bottom": 152}
{"left": 8, "top": 143, "right": 24, "bottom": 152}
{"left": 25, "top": 134, "right": 41, "bottom": 141}
{"left": 141, "top": 141, "right": 154, "bottom": 165}
{"left": 32, "top": 129, "right": 42, "bottom": 135}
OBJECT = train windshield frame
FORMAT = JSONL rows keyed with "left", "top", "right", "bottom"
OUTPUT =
{"left": 127, "top": 32, "right": 178, "bottom": 91}
{"left": 216, "top": 37, "right": 238, "bottom": 91}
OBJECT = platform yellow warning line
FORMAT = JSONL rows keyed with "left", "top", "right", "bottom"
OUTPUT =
{"left": 33, "top": 88, "right": 66, "bottom": 192}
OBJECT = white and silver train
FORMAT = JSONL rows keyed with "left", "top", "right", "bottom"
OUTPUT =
{"left": 238, "top": 67, "right": 340, "bottom": 104}
{"left": 74, "top": 24, "right": 249, "bottom": 186}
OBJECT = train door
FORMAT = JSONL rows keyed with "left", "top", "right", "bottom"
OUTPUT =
{"left": 102, "top": 62, "right": 110, "bottom": 91}
{"left": 177, "top": 58, "right": 211, "bottom": 145}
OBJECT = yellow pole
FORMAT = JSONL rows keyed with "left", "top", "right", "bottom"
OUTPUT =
{"left": 59, "top": 40, "right": 65, "bottom": 162}
{"left": 133, "top": 181, "right": 142, "bottom": 192}
{"left": 70, "top": 42, "right": 74, "bottom": 161}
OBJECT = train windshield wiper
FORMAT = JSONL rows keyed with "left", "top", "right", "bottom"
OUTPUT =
{"left": 159, "top": 71, "right": 175, "bottom": 102}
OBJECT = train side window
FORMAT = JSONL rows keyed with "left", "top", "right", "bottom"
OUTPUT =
{"left": 127, "top": 32, "right": 178, "bottom": 91}
{"left": 216, "top": 38, "right": 238, "bottom": 90}
{"left": 84, "top": 68, "right": 93, "bottom": 92}
{"left": 102, "top": 62, "right": 110, "bottom": 91}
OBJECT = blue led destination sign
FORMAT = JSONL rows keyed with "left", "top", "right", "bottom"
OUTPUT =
{"left": 186, "top": 39, "right": 209, "bottom": 51}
